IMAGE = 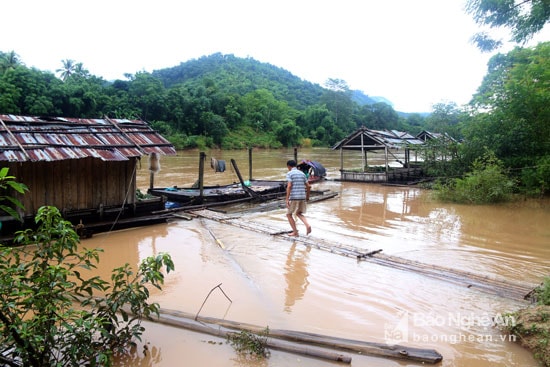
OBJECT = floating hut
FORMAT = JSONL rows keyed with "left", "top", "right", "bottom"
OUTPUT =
{"left": 0, "top": 114, "right": 176, "bottom": 236}
{"left": 332, "top": 126, "right": 425, "bottom": 183}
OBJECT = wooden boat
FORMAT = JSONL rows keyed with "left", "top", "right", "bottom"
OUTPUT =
{"left": 148, "top": 179, "right": 287, "bottom": 206}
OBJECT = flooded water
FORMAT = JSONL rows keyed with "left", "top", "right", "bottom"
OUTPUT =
{"left": 81, "top": 148, "right": 549, "bottom": 367}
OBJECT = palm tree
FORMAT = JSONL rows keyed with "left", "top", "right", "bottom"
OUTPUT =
{"left": 73, "top": 62, "right": 90, "bottom": 78}
{"left": 56, "top": 59, "right": 77, "bottom": 81}
{"left": 0, "top": 51, "right": 21, "bottom": 73}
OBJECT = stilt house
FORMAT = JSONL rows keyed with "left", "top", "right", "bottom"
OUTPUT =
{"left": 0, "top": 114, "right": 176, "bottom": 233}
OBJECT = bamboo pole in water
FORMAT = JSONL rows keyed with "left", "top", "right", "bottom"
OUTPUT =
{"left": 154, "top": 308, "right": 442, "bottom": 364}
{"left": 153, "top": 312, "right": 352, "bottom": 363}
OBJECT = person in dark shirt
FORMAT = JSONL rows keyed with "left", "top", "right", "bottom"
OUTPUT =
{"left": 285, "top": 160, "right": 311, "bottom": 237}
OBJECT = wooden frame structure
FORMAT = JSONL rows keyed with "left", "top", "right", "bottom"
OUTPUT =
{"left": 331, "top": 126, "right": 425, "bottom": 183}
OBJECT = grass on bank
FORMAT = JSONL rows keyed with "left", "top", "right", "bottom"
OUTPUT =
{"left": 503, "top": 277, "right": 550, "bottom": 367}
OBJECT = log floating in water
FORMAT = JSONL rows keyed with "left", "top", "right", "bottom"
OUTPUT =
{"left": 155, "top": 308, "right": 442, "bottom": 364}
{"left": 154, "top": 311, "right": 352, "bottom": 364}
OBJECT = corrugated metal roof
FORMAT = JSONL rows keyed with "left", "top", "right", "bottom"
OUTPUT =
{"left": 0, "top": 115, "right": 176, "bottom": 162}
{"left": 332, "top": 126, "right": 425, "bottom": 150}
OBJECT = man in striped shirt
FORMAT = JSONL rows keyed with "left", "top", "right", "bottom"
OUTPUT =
{"left": 285, "top": 160, "right": 312, "bottom": 237}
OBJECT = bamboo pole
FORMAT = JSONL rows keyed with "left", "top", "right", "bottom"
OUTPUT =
{"left": 190, "top": 209, "right": 536, "bottom": 301}
{"left": 154, "top": 308, "right": 442, "bottom": 364}
{"left": 198, "top": 152, "right": 205, "bottom": 201}
{"left": 154, "top": 313, "right": 352, "bottom": 363}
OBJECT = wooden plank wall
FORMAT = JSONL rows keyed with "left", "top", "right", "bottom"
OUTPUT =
{"left": 5, "top": 158, "right": 137, "bottom": 217}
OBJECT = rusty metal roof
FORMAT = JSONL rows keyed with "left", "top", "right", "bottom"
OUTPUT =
{"left": 0, "top": 115, "right": 177, "bottom": 162}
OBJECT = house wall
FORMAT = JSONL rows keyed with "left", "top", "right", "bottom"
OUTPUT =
{"left": 339, "top": 167, "right": 423, "bottom": 183}
{"left": 5, "top": 157, "right": 137, "bottom": 217}
{"left": 340, "top": 171, "right": 388, "bottom": 182}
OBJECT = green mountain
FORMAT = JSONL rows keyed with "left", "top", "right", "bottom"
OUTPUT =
{"left": 152, "top": 53, "right": 382, "bottom": 110}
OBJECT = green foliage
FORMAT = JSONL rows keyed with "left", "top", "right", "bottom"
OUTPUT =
{"left": 502, "top": 304, "right": 550, "bottom": 367}
{"left": 0, "top": 206, "right": 174, "bottom": 366}
{"left": 1, "top": 50, "right": 407, "bottom": 150}
{"left": 221, "top": 125, "right": 282, "bottom": 150}
{"left": 520, "top": 155, "right": 550, "bottom": 197}
{"left": 186, "top": 135, "right": 214, "bottom": 150}
{"left": 418, "top": 137, "right": 464, "bottom": 179}
{"left": 536, "top": 277, "right": 550, "bottom": 306}
{"left": 466, "top": 0, "right": 550, "bottom": 51}
{"left": 434, "top": 151, "right": 516, "bottom": 204}
{"left": 465, "top": 42, "right": 550, "bottom": 193}
{"left": 425, "top": 102, "right": 463, "bottom": 139}
{"left": 227, "top": 327, "right": 270, "bottom": 359}
{"left": 0, "top": 167, "right": 28, "bottom": 221}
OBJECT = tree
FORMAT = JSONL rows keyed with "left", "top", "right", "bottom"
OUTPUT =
{"left": 0, "top": 200, "right": 174, "bottom": 366}
{"left": 0, "top": 51, "right": 21, "bottom": 74}
{"left": 465, "top": 42, "right": 550, "bottom": 193}
{"left": 296, "top": 104, "right": 336, "bottom": 145}
{"left": 425, "top": 102, "right": 463, "bottom": 138}
{"left": 0, "top": 66, "right": 62, "bottom": 116}
{"left": 200, "top": 111, "right": 228, "bottom": 145}
{"left": 369, "top": 102, "right": 400, "bottom": 130}
{"left": 274, "top": 118, "right": 300, "bottom": 147}
{"left": 321, "top": 79, "right": 355, "bottom": 133}
{"left": 128, "top": 72, "right": 168, "bottom": 121}
{"left": 56, "top": 59, "right": 78, "bottom": 81}
{"left": 466, "top": 0, "right": 550, "bottom": 51}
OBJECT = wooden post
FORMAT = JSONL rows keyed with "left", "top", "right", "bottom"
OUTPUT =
{"left": 339, "top": 148, "right": 343, "bottom": 180}
{"left": 361, "top": 133, "right": 365, "bottom": 172}
{"left": 385, "top": 146, "right": 389, "bottom": 182}
{"left": 294, "top": 147, "right": 298, "bottom": 163}
{"left": 248, "top": 147, "right": 253, "bottom": 181}
{"left": 198, "top": 152, "right": 205, "bottom": 201}
{"left": 148, "top": 153, "right": 160, "bottom": 190}
{"left": 231, "top": 159, "right": 262, "bottom": 199}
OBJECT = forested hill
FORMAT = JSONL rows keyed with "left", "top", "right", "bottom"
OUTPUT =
{"left": 152, "top": 53, "right": 380, "bottom": 110}
{"left": 1, "top": 49, "right": 428, "bottom": 150}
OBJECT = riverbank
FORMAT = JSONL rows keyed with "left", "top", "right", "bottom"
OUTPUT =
{"left": 504, "top": 278, "right": 550, "bottom": 367}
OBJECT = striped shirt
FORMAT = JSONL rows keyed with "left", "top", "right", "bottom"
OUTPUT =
{"left": 286, "top": 168, "right": 307, "bottom": 200}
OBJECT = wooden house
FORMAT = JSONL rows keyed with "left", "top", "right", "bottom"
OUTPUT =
{"left": 332, "top": 126, "right": 425, "bottom": 183}
{"left": 0, "top": 114, "right": 176, "bottom": 235}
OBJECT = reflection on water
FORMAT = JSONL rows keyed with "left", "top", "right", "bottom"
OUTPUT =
{"left": 81, "top": 148, "right": 549, "bottom": 366}
{"left": 284, "top": 243, "right": 311, "bottom": 313}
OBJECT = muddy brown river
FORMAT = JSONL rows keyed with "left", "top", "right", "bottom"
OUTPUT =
{"left": 81, "top": 148, "right": 549, "bottom": 366}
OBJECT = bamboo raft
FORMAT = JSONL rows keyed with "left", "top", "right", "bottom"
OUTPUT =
{"left": 189, "top": 209, "right": 538, "bottom": 302}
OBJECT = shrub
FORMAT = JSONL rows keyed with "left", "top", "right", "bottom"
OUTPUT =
{"left": 536, "top": 277, "right": 550, "bottom": 306}
{"left": 434, "top": 151, "right": 516, "bottom": 204}
{"left": 0, "top": 206, "right": 174, "bottom": 366}
{"left": 227, "top": 328, "right": 270, "bottom": 359}
{"left": 0, "top": 167, "right": 28, "bottom": 221}
{"left": 520, "top": 155, "right": 550, "bottom": 197}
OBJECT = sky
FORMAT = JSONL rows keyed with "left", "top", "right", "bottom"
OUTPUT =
{"left": 2, "top": 0, "right": 548, "bottom": 113}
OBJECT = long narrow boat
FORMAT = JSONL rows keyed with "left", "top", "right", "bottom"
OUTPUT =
{"left": 148, "top": 179, "right": 287, "bottom": 205}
